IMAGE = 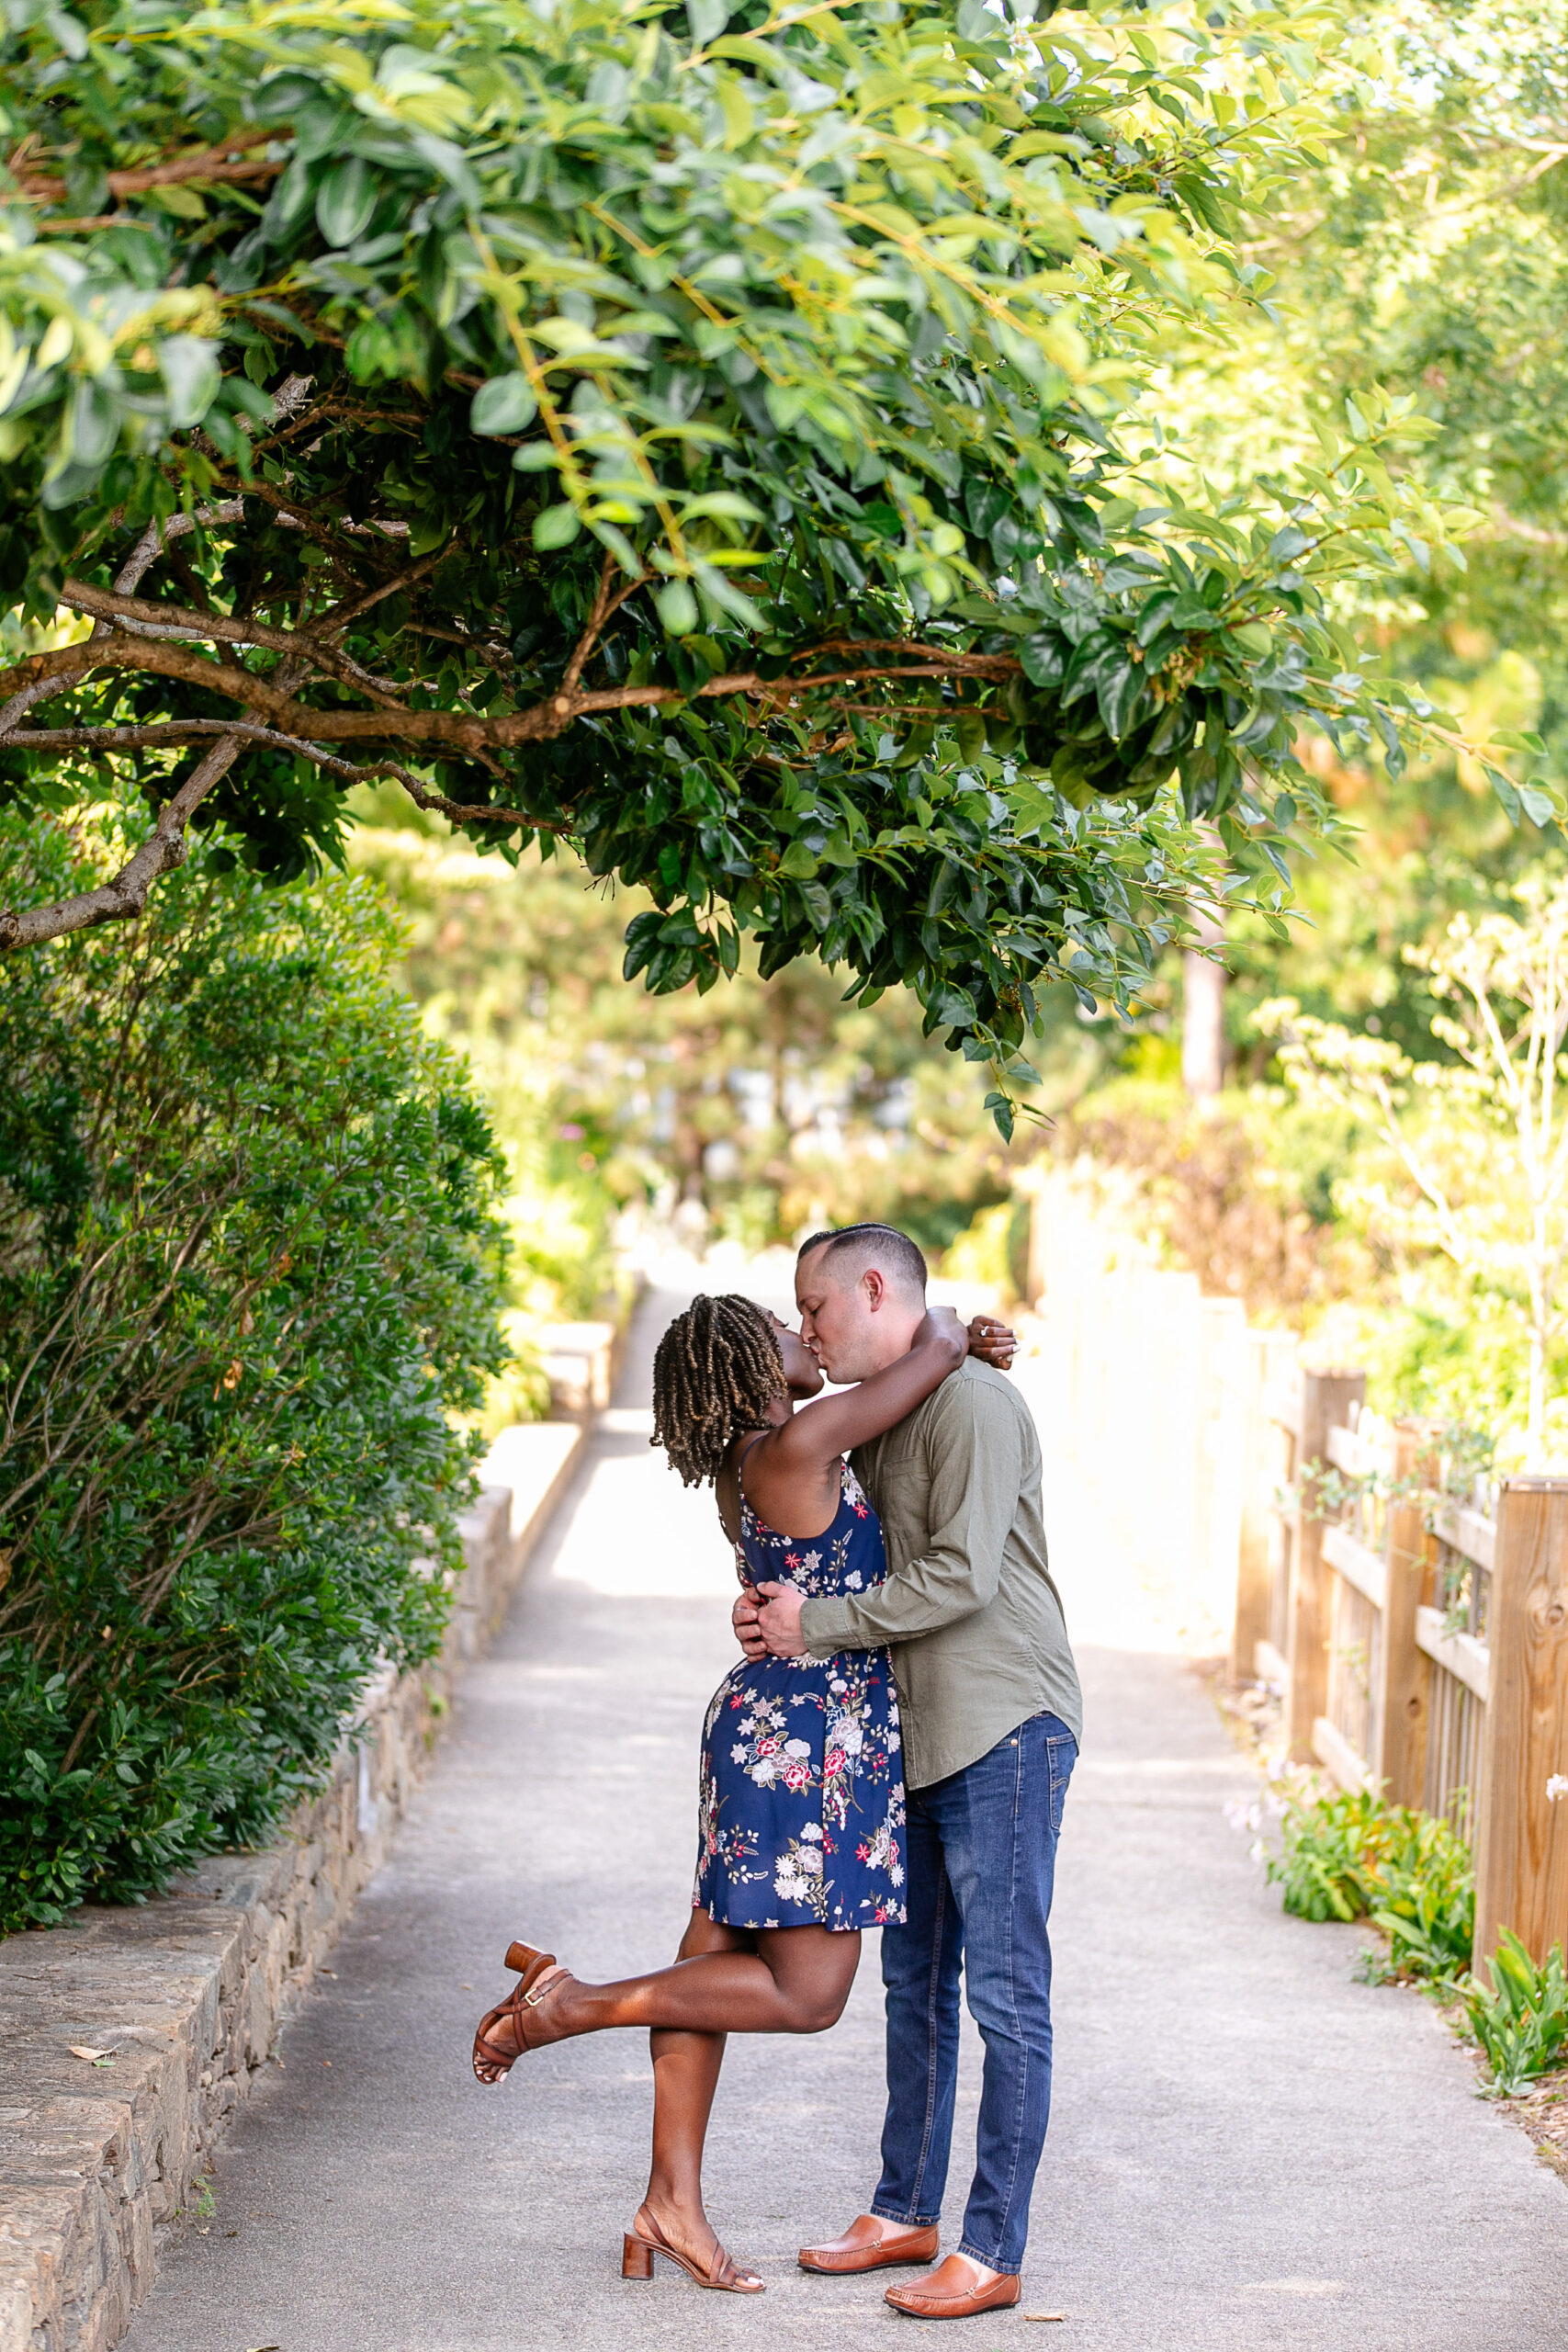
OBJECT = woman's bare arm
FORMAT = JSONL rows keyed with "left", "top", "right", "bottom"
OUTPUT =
{"left": 747, "top": 1317, "right": 968, "bottom": 1476}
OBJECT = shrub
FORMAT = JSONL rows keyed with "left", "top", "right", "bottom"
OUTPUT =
{"left": 0, "top": 807, "right": 508, "bottom": 1931}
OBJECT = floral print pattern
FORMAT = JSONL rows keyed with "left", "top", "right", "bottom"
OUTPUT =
{"left": 694, "top": 1464, "right": 906, "bottom": 1932}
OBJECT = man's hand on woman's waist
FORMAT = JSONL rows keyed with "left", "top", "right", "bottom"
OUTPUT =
{"left": 754, "top": 1580, "right": 808, "bottom": 1657}
{"left": 732, "top": 1583, "right": 768, "bottom": 1660}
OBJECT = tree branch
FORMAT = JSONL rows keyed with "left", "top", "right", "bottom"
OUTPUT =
{"left": 61, "top": 579, "right": 406, "bottom": 706}
{"left": 321, "top": 539, "right": 454, "bottom": 634}
{"left": 13, "top": 126, "right": 284, "bottom": 202}
{"left": 3, "top": 718, "right": 569, "bottom": 832}
{"left": 0, "top": 732, "right": 245, "bottom": 952}
{"left": 0, "top": 631, "right": 1023, "bottom": 752}
{"left": 1, "top": 643, "right": 319, "bottom": 953}
{"left": 0, "top": 589, "right": 1027, "bottom": 946}
{"left": 560, "top": 553, "right": 654, "bottom": 693}
{"left": 110, "top": 500, "right": 248, "bottom": 600}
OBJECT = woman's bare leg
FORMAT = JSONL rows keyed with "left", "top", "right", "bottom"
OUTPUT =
{"left": 479, "top": 1921, "right": 860, "bottom": 2063}
{"left": 556, "top": 1918, "right": 860, "bottom": 2038}
{"left": 639, "top": 1910, "right": 742, "bottom": 2274}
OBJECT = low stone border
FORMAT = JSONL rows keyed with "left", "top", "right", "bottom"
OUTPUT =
{"left": 0, "top": 1417, "right": 587, "bottom": 2352}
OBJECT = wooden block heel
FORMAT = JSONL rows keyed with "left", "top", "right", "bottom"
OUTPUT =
{"left": 623, "top": 2211, "right": 764, "bottom": 2294}
{"left": 471, "top": 1942, "right": 566, "bottom": 2082}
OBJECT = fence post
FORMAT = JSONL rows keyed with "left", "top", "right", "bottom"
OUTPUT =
{"left": 1287, "top": 1365, "right": 1367, "bottom": 1759}
{"left": 1472, "top": 1476, "right": 1568, "bottom": 1971}
{"left": 1231, "top": 1329, "right": 1293, "bottom": 1683}
{"left": 1370, "top": 1420, "right": 1434, "bottom": 1809}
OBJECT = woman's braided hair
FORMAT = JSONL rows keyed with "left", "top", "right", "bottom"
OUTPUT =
{"left": 650, "top": 1293, "right": 788, "bottom": 1488}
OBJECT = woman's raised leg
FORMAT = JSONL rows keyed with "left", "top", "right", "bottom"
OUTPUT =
{"left": 474, "top": 1918, "right": 860, "bottom": 2071}
{"left": 561, "top": 1917, "right": 860, "bottom": 2036}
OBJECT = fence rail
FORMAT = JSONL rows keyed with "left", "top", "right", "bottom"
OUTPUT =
{"left": 1028, "top": 1171, "right": 1568, "bottom": 1969}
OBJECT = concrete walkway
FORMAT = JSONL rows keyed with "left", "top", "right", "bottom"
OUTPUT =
{"left": 124, "top": 1273, "right": 1568, "bottom": 2352}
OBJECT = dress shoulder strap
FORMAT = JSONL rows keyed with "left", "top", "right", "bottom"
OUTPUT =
{"left": 734, "top": 1428, "right": 770, "bottom": 1505}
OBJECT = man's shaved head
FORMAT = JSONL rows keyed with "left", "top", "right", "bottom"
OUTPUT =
{"left": 796, "top": 1222, "right": 928, "bottom": 1304}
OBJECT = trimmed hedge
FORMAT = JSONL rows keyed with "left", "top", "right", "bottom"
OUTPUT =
{"left": 0, "top": 807, "right": 508, "bottom": 1931}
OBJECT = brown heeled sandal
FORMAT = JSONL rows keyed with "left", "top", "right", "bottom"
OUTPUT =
{"left": 471, "top": 1940, "right": 572, "bottom": 2083}
{"left": 622, "top": 2206, "right": 763, "bottom": 2294}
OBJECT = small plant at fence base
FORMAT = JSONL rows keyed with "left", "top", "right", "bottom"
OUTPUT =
{"left": 1265, "top": 1785, "right": 1475, "bottom": 1985}
{"left": 1465, "top": 1935, "right": 1568, "bottom": 2098}
{"left": 1259, "top": 1783, "right": 1568, "bottom": 2097}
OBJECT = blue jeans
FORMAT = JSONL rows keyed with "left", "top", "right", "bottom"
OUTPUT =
{"left": 871, "top": 1712, "right": 1076, "bottom": 2274}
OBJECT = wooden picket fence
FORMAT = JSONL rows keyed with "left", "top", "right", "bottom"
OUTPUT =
{"left": 1027, "top": 1171, "right": 1568, "bottom": 1969}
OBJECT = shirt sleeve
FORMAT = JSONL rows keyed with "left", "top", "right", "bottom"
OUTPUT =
{"left": 798, "top": 1378, "right": 1021, "bottom": 1657}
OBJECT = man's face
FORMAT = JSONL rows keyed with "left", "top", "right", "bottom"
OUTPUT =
{"left": 795, "top": 1243, "right": 908, "bottom": 1384}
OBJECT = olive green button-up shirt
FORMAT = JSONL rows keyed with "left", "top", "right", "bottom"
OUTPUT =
{"left": 798, "top": 1358, "right": 1082, "bottom": 1790}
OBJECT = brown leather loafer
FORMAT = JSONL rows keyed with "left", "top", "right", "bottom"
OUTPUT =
{"left": 886, "top": 2255, "right": 1021, "bottom": 2318}
{"left": 798, "top": 2216, "right": 941, "bottom": 2274}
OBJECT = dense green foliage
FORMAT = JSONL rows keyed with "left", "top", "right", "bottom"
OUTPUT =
{"left": 0, "top": 808, "right": 507, "bottom": 1929}
{"left": 0, "top": 0, "right": 1477, "bottom": 1124}
{"left": 1034, "top": 5, "right": 1568, "bottom": 1442}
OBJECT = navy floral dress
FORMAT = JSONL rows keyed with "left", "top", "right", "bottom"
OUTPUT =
{"left": 694, "top": 1460, "right": 906, "bottom": 1932}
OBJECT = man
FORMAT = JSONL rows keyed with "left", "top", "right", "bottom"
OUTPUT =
{"left": 736, "top": 1221, "right": 1081, "bottom": 2321}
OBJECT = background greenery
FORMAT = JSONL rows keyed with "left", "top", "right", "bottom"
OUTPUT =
{"left": 1014, "top": 0, "right": 1568, "bottom": 1463}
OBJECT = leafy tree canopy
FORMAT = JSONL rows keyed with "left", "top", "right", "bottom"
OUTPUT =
{"left": 0, "top": 0, "right": 1475, "bottom": 1125}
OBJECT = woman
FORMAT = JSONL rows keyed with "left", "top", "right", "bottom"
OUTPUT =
{"left": 469, "top": 1289, "right": 1014, "bottom": 2294}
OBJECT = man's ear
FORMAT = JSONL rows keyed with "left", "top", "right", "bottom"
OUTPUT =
{"left": 862, "top": 1268, "right": 886, "bottom": 1313}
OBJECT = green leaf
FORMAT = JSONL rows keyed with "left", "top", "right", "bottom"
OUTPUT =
{"left": 315, "top": 158, "right": 379, "bottom": 250}
{"left": 471, "top": 375, "right": 537, "bottom": 435}
{"left": 1095, "top": 658, "right": 1145, "bottom": 741}
{"left": 953, "top": 710, "right": 987, "bottom": 763}
{"left": 1021, "top": 632, "right": 1067, "bottom": 691}
{"left": 657, "top": 582, "right": 698, "bottom": 636}
{"left": 533, "top": 504, "right": 581, "bottom": 551}
{"left": 158, "top": 338, "right": 220, "bottom": 430}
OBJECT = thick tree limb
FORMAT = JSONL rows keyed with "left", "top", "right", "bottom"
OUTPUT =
{"left": 0, "top": 734, "right": 245, "bottom": 951}
{"left": 0, "top": 647, "right": 315, "bottom": 953}
{"left": 0, "top": 632, "right": 1021, "bottom": 753}
{"left": 62, "top": 580, "right": 405, "bottom": 704}
{"left": 0, "top": 633, "right": 299, "bottom": 726}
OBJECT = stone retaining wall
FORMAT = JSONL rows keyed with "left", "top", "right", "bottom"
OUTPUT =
{"left": 0, "top": 1419, "right": 586, "bottom": 2352}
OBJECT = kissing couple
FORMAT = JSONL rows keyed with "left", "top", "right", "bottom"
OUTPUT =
{"left": 470, "top": 1221, "right": 1082, "bottom": 2320}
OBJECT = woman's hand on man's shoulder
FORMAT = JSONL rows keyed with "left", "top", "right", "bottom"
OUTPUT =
{"left": 965, "top": 1315, "right": 1017, "bottom": 1371}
